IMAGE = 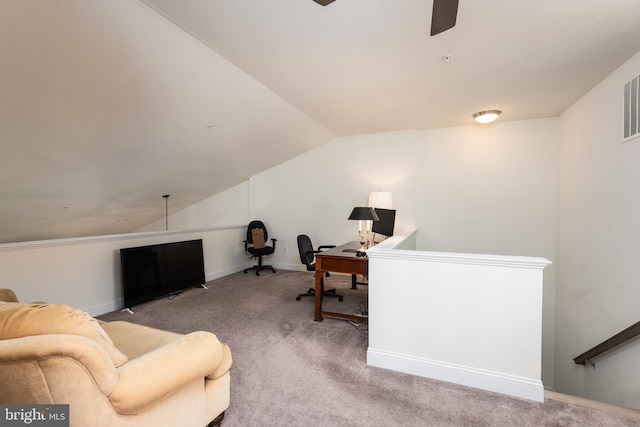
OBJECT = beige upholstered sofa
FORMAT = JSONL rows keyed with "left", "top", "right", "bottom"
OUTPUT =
{"left": 0, "top": 289, "right": 232, "bottom": 427}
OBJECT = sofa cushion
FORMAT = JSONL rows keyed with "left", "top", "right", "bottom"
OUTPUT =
{"left": 0, "top": 302, "right": 128, "bottom": 367}
{"left": 101, "top": 321, "right": 183, "bottom": 360}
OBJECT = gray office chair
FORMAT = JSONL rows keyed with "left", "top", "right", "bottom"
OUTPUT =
{"left": 295, "top": 234, "right": 343, "bottom": 301}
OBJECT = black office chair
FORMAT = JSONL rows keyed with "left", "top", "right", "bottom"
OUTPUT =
{"left": 295, "top": 234, "right": 343, "bottom": 301}
{"left": 243, "top": 220, "right": 277, "bottom": 276}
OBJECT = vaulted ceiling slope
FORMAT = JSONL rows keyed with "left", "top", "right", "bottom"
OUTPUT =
{"left": 2, "top": 0, "right": 640, "bottom": 244}
{"left": 0, "top": 1, "right": 336, "bottom": 244}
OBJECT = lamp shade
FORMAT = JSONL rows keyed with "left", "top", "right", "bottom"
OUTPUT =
{"left": 348, "top": 207, "right": 380, "bottom": 221}
{"left": 368, "top": 191, "right": 393, "bottom": 209}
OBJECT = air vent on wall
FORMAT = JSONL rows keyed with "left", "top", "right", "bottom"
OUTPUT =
{"left": 623, "top": 75, "right": 640, "bottom": 142}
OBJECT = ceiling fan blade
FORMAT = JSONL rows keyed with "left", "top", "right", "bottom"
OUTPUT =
{"left": 430, "top": 0, "right": 459, "bottom": 36}
{"left": 312, "top": 0, "right": 336, "bottom": 5}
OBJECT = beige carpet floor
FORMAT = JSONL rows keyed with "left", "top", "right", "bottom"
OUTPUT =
{"left": 99, "top": 269, "right": 640, "bottom": 426}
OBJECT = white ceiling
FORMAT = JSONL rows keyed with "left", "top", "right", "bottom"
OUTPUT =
{"left": 1, "top": 0, "right": 640, "bottom": 244}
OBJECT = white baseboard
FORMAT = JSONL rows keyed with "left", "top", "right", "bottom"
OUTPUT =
{"left": 84, "top": 265, "right": 246, "bottom": 317}
{"left": 84, "top": 299, "right": 122, "bottom": 317}
{"left": 367, "top": 348, "right": 544, "bottom": 402}
{"left": 271, "top": 262, "right": 306, "bottom": 272}
{"left": 206, "top": 265, "right": 247, "bottom": 281}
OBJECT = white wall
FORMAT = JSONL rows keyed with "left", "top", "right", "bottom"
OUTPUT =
{"left": 417, "top": 120, "right": 558, "bottom": 257}
{"left": 0, "top": 181, "right": 251, "bottom": 317}
{"left": 556, "top": 50, "right": 640, "bottom": 409}
{"left": 246, "top": 129, "right": 419, "bottom": 270}
{"left": 416, "top": 119, "right": 559, "bottom": 388}
{"left": 138, "top": 181, "right": 250, "bottom": 232}
{"left": 0, "top": 227, "right": 247, "bottom": 316}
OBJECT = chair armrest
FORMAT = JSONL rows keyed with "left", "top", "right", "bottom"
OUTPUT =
{"left": 318, "top": 245, "right": 336, "bottom": 250}
{"left": 109, "top": 331, "right": 231, "bottom": 415}
{"left": 270, "top": 238, "right": 277, "bottom": 249}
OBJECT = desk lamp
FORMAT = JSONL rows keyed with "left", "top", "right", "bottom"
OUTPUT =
{"left": 348, "top": 207, "right": 379, "bottom": 253}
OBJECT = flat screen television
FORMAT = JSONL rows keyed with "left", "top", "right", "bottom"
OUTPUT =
{"left": 372, "top": 208, "right": 396, "bottom": 238}
{"left": 120, "top": 239, "right": 205, "bottom": 309}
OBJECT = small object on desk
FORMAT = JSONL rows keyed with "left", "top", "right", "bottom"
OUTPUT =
{"left": 342, "top": 248, "right": 368, "bottom": 257}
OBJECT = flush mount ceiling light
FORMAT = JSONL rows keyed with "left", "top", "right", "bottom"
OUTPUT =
{"left": 473, "top": 110, "right": 502, "bottom": 124}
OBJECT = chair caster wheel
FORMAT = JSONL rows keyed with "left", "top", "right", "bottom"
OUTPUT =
{"left": 338, "top": 297, "right": 344, "bottom": 302}
{"left": 296, "top": 296, "right": 301, "bottom": 301}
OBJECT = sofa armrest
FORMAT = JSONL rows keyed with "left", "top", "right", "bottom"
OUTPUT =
{"left": 0, "top": 334, "right": 119, "bottom": 396}
{"left": 109, "top": 331, "right": 232, "bottom": 415}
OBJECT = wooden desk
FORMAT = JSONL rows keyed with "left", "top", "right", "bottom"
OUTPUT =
{"left": 314, "top": 241, "right": 368, "bottom": 322}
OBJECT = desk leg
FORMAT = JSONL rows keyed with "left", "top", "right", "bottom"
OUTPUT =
{"left": 314, "top": 270, "right": 323, "bottom": 322}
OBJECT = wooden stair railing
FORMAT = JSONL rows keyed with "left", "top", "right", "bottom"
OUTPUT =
{"left": 573, "top": 320, "right": 640, "bottom": 367}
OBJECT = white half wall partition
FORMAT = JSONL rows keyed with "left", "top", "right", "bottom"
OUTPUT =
{"left": 366, "top": 229, "right": 551, "bottom": 402}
